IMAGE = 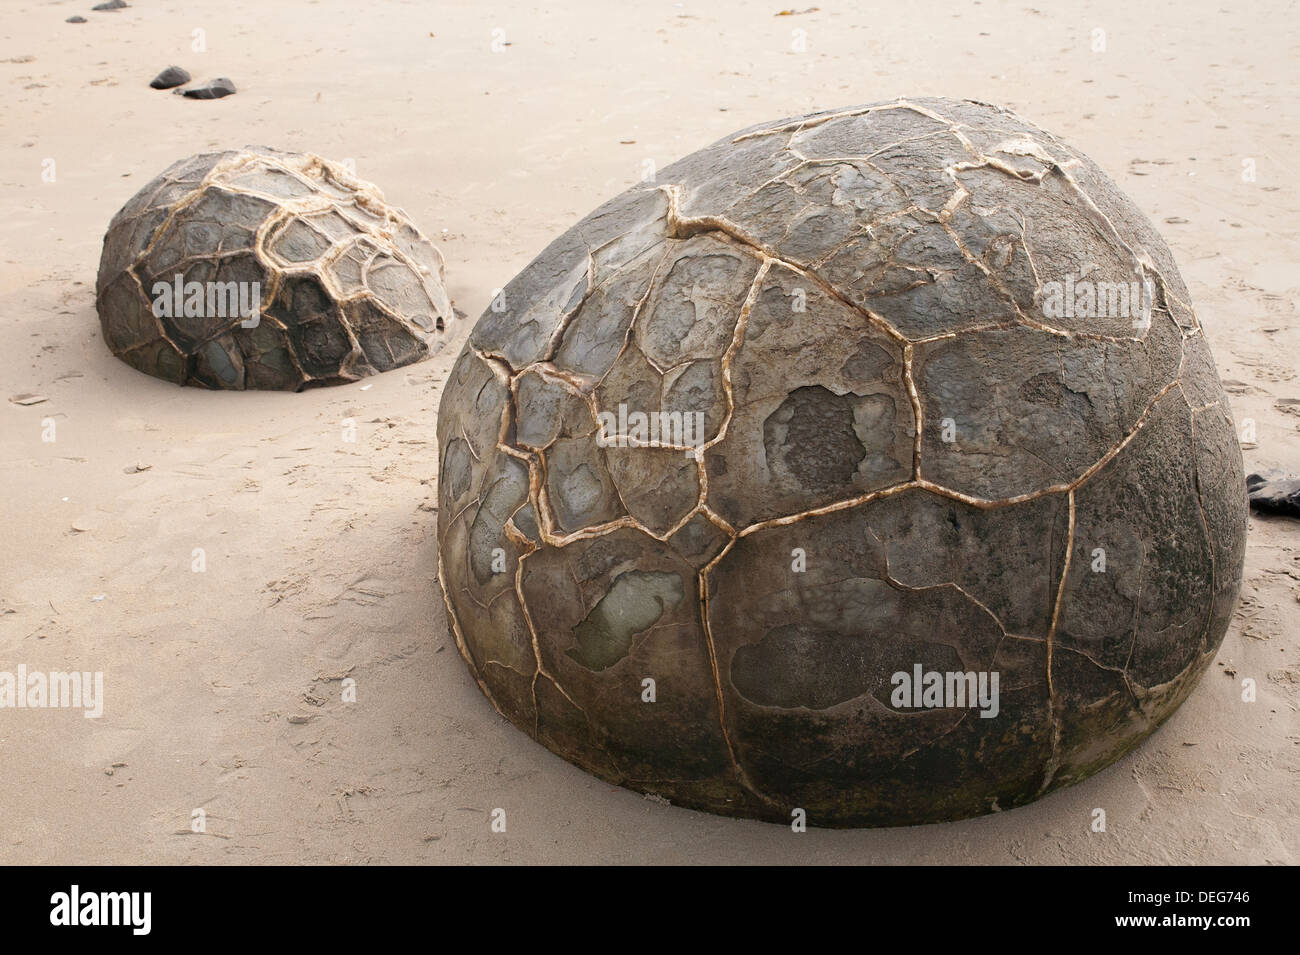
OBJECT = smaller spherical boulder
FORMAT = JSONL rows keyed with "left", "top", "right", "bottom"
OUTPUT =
{"left": 96, "top": 147, "right": 452, "bottom": 390}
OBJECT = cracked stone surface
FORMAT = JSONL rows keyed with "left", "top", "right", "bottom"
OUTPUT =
{"left": 436, "top": 97, "right": 1248, "bottom": 827}
{"left": 96, "top": 147, "right": 453, "bottom": 390}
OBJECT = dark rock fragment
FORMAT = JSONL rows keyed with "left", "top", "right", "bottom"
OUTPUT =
{"left": 1247, "top": 472, "right": 1300, "bottom": 518}
{"left": 181, "top": 77, "right": 236, "bottom": 99}
{"left": 150, "top": 66, "right": 190, "bottom": 90}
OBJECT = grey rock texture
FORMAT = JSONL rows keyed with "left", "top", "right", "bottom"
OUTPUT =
{"left": 436, "top": 97, "right": 1248, "bottom": 827}
{"left": 149, "top": 66, "right": 190, "bottom": 90}
{"left": 1247, "top": 471, "right": 1300, "bottom": 517}
{"left": 96, "top": 147, "right": 452, "bottom": 390}
{"left": 181, "top": 77, "right": 236, "bottom": 99}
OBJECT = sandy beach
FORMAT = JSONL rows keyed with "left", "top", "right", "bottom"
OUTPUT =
{"left": 0, "top": 0, "right": 1296, "bottom": 863}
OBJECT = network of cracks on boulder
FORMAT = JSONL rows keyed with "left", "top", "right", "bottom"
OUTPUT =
{"left": 437, "top": 99, "right": 1246, "bottom": 817}
{"left": 96, "top": 148, "right": 451, "bottom": 390}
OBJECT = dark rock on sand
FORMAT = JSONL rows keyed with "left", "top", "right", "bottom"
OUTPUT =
{"left": 1247, "top": 472, "right": 1300, "bottom": 518}
{"left": 149, "top": 66, "right": 191, "bottom": 90}
{"left": 181, "top": 77, "right": 237, "bottom": 99}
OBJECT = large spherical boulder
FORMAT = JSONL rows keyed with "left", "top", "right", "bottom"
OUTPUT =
{"left": 435, "top": 97, "right": 1247, "bottom": 827}
{"left": 96, "top": 147, "right": 452, "bottom": 390}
